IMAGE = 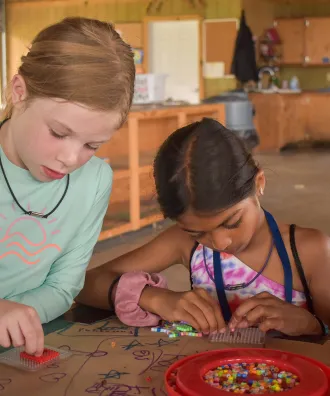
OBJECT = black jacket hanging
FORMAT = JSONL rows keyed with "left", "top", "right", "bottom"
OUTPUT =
{"left": 231, "top": 10, "right": 258, "bottom": 83}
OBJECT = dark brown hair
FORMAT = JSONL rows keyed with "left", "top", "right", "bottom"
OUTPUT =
{"left": 153, "top": 118, "right": 260, "bottom": 219}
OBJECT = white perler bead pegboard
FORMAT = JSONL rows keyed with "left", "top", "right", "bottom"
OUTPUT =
{"left": 0, "top": 345, "right": 72, "bottom": 371}
{"left": 209, "top": 327, "right": 266, "bottom": 345}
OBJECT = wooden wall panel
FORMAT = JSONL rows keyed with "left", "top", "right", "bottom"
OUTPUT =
{"left": 274, "top": 1, "right": 330, "bottom": 18}
{"left": 6, "top": 0, "right": 142, "bottom": 79}
{"left": 6, "top": 0, "right": 242, "bottom": 96}
{"left": 205, "top": 0, "right": 241, "bottom": 19}
{"left": 243, "top": 0, "right": 274, "bottom": 37}
{"left": 115, "top": 23, "right": 143, "bottom": 48}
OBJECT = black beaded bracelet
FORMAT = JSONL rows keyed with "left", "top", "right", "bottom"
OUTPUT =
{"left": 107, "top": 275, "right": 122, "bottom": 310}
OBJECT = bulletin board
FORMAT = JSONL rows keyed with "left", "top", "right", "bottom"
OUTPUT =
{"left": 115, "top": 23, "right": 144, "bottom": 73}
{"left": 115, "top": 23, "right": 143, "bottom": 49}
{"left": 203, "top": 19, "right": 238, "bottom": 76}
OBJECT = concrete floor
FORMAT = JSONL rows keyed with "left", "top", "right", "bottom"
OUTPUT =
{"left": 89, "top": 150, "right": 330, "bottom": 291}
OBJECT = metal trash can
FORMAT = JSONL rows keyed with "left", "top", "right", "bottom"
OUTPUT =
{"left": 202, "top": 91, "right": 259, "bottom": 151}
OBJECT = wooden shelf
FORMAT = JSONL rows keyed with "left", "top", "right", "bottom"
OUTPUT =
{"left": 99, "top": 197, "right": 162, "bottom": 241}
{"left": 99, "top": 222, "right": 132, "bottom": 241}
{"left": 99, "top": 200, "right": 131, "bottom": 241}
{"left": 97, "top": 103, "right": 226, "bottom": 241}
{"left": 112, "top": 165, "right": 152, "bottom": 182}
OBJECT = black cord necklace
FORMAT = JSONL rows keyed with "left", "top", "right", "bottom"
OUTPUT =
{"left": 0, "top": 153, "right": 70, "bottom": 219}
{"left": 203, "top": 239, "right": 274, "bottom": 291}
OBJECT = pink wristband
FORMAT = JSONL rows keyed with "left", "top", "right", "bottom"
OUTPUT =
{"left": 114, "top": 271, "right": 168, "bottom": 327}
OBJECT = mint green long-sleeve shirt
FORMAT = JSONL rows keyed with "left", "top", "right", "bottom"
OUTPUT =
{"left": 0, "top": 146, "right": 112, "bottom": 323}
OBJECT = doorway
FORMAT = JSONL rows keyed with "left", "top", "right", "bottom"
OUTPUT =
{"left": 144, "top": 16, "right": 202, "bottom": 104}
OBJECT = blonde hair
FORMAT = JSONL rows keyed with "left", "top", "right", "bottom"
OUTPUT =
{"left": 3, "top": 17, "right": 135, "bottom": 126}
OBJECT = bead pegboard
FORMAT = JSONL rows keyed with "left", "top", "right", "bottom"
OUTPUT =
{"left": 208, "top": 327, "right": 266, "bottom": 345}
{"left": 0, "top": 345, "right": 72, "bottom": 371}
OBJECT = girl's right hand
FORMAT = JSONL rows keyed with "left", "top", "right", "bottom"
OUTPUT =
{"left": 140, "top": 287, "right": 226, "bottom": 334}
{"left": 0, "top": 299, "right": 44, "bottom": 356}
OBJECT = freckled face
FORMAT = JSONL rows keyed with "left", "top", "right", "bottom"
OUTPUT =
{"left": 8, "top": 97, "right": 120, "bottom": 181}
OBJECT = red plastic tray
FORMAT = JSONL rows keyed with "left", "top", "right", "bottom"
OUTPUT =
{"left": 165, "top": 348, "right": 330, "bottom": 396}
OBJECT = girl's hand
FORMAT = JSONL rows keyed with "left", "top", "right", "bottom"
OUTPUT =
{"left": 0, "top": 299, "right": 44, "bottom": 356}
{"left": 140, "top": 287, "right": 226, "bottom": 334}
{"left": 228, "top": 292, "right": 323, "bottom": 336}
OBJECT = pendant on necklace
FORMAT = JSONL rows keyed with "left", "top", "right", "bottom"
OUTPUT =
{"left": 226, "top": 283, "right": 245, "bottom": 291}
{"left": 27, "top": 211, "right": 45, "bottom": 218}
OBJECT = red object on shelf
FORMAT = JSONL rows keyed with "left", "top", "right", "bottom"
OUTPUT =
{"left": 264, "top": 27, "right": 281, "bottom": 44}
{"left": 20, "top": 348, "right": 60, "bottom": 364}
{"left": 165, "top": 348, "right": 330, "bottom": 396}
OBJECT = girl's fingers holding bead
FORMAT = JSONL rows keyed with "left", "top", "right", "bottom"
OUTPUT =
{"left": 179, "top": 310, "right": 202, "bottom": 333}
{"left": 195, "top": 289, "right": 225, "bottom": 332}
{"left": 244, "top": 305, "right": 280, "bottom": 326}
{"left": 188, "top": 292, "right": 218, "bottom": 333}
{"left": 180, "top": 299, "right": 210, "bottom": 333}
{"left": 229, "top": 297, "right": 280, "bottom": 329}
{"left": 236, "top": 319, "right": 249, "bottom": 329}
{"left": 229, "top": 300, "right": 260, "bottom": 329}
{"left": 200, "top": 304, "right": 222, "bottom": 333}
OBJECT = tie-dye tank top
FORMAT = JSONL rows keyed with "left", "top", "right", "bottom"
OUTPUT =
{"left": 190, "top": 244, "right": 306, "bottom": 314}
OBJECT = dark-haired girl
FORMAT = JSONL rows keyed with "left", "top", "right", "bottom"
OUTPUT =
{"left": 78, "top": 118, "right": 330, "bottom": 337}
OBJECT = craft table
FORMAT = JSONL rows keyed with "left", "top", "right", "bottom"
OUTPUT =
{"left": 0, "top": 315, "right": 329, "bottom": 395}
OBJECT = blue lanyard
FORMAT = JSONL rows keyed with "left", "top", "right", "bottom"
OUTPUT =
{"left": 213, "top": 210, "right": 293, "bottom": 322}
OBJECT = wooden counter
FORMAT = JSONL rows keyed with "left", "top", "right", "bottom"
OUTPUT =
{"left": 96, "top": 103, "right": 226, "bottom": 241}
{"left": 249, "top": 92, "right": 330, "bottom": 152}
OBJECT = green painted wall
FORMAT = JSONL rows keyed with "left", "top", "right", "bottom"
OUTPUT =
{"left": 274, "top": 2, "right": 330, "bottom": 18}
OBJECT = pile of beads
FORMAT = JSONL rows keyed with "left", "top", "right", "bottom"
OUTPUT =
{"left": 203, "top": 362, "right": 300, "bottom": 393}
{"left": 151, "top": 321, "right": 203, "bottom": 339}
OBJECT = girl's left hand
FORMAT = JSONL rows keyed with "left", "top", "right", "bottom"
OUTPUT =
{"left": 228, "top": 292, "right": 323, "bottom": 336}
